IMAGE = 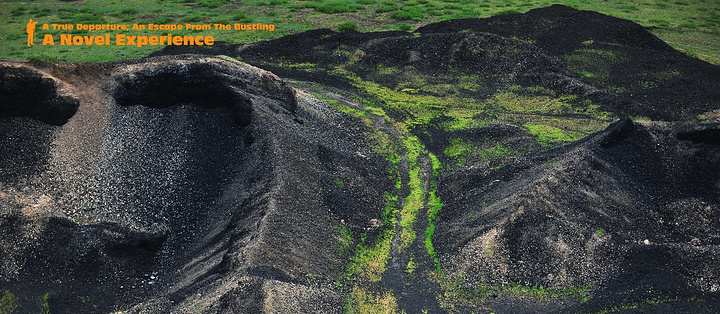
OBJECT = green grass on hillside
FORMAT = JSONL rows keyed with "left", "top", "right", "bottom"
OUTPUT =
{"left": 0, "top": 0, "right": 718, "bottom": 64}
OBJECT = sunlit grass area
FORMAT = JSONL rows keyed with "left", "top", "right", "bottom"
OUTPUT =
{"left": 0, "top": 0, "right": 718, "bottom": 64}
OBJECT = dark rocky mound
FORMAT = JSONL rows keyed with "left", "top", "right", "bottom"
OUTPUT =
{"left": 0, "top": 63, "right": 79, "bottom": 184}
{"left": 435, "top": 119, "right": 720, "bottom": 311}
{"left": 153, "top": 5, "right": 720, "bottom": 121}
{"left": 416, "top": 5, "right": 720, "bottom": 121}
{"left": 236, "top": 25, "right": 570, "bottom": 91}
{"left": 0, "top": 63, "right": 79, "bottom": 125}
{"left": 416, "top": 4, "right": 674, "bottom": 54}
{"left": 0, "top": 56, "right": 392, "bottom": 313}
{"left": 239, "top": 29, "right": 411, "bottom": 65}
{"left": 226, "top": 24, "right": 638, "bottom": 124}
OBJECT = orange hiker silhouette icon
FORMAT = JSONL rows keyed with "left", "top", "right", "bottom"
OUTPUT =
{"left": 27, "top": 19, "right": 38, "bottom": 47}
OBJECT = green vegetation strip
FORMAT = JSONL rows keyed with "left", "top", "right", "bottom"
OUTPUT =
{"left": 328, "top": 65, "right": 612, "bottom": 147}
{"left": 435, "top": 277, "right": 592, "bottom": 309}
{"left": 284, "top": 44, "right": 616, "bottom": 310}
{"left": 312, "top": 85, "right": 445, "bottom": 312}
{"left": 398, "top": 134, "right": 424, "bottom": 252}
{"left": 328, "top": 72, "right": 601, "bottom": 307}
{"left": 444, "top": 139, "right": 517, "bottom": 167}
{"left": 322, "top": 94, "right": 401, "bottom": 312}
{"left": 595, "top": 296, "right": 694, "bottom": 314}
{"left": 424, "top": 188, "right": 443, "bottom": 273}
{"left": 268, "top": 59, "right": 614, "bottom": 148}
{"left": 424, "top": 153, "right": 443, "bottom": 273}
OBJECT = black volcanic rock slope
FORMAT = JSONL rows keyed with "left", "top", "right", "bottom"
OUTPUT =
{"left": 434, "top": 119, "right": 720, "bottom": 312}
{"left": 415, "top": 4, "right": 720, "bottom": 121}
{"left": 1, "top": 4, "right": 720, "bottom": 314}
{"left": 153, "top": 5, "right": 720, "bottom": 122}
{"left": 1, "top": 56, "right": 392, "bottom": 313}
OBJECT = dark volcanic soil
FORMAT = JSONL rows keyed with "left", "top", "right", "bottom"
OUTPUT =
{"left": 415, "top": 5, "right": 720, "bottom": 121}
{"left": 2, "top": 4, "right": 720, "bottom": 314}
{"left": 153, "top": 5, "right": 720, "bottom": 122}
{"left": 1, "top": 56, "right": 393, "bottom": 313}
{"left": 435, "top": 118, "right": 720, "bottom": 311}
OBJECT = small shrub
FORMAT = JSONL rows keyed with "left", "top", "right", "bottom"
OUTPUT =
{"left": 618, "top": 4, "right": 639, "bottom": 12}
{"left": 180, "top": 15, "right": 202, "bottom": 22}
{"left": 201, "top": 0, "right": 225, "bottom": 8}
{"left": 317, "top": 1, "right": 363, "bottom": 14}
{"left": 233, "top": 12, "right": 253, "bottom": 23}
{"left": 335, "top": 224, "right": 353, "bottom": 254}
{"left": 10, "top": 6, "right": 26, "bottom": 16}
{"left": 301, "top": 2, "right": 320, "bottom": 9}
{"left": 405, "top": 257, "right": 416, "bottom": 274}
{"left": 390, "top": 7, "right": 425, "bottom": 21}
{"left": 332, "top": 175, "right": 345, "bottom": 187}
{"left": 595, "top": 228, "right": 606, "bottom": 237}
{"left": 39, "top": 293, "right": 50, "bottom": 314}
{"left": 426, "top": 9, "right": 440, "bottom": 15}
{"left": 29, "top": 8, "right": 52, "bottom": 17}
{"left": 337, "top": 21, "right": 359, "bottom": 32}
{"left": 398, "top": 23, "right": 413, "bottom": 31}
{"left": 525, "top": 123, "right": 578, "bottom": 145}
{"left": 120, "top": 8, "right": 138, "bottom": 14}
{"left": 0, "top": 290, "right": 19, "bottom": 314}
{"left": 375, "top": 5, "right": 398, "bottom": 13}
{"left": 544, "top": 160, "right": 559, "bottom": 167}
{"left": 446, "top": 8, "right": 480, "bottom": 19}
{"left": 649, "top": 18, "right": 670, "bottom": 27}
{"left": 444, "top": 139, "right": 516, "bottom": 166}
{"left": 74, "top": 13, "right": 107, "bottom": 24}
{"left": 154, "top": 17, "right": 173, "bottom": 24}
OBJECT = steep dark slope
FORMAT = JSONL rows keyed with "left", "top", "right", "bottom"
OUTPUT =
{"left": 0, "top": 66, "right": 78, "bottom": 185}
{"left": 435, "top": 119, "right": 720, "bottom": 311}
{"left": 0, "top": 57, "right": 392, "bottom": 313}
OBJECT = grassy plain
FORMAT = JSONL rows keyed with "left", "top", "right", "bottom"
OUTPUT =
{"left": 0, "top": 0, "right": 718, "bottom": 64}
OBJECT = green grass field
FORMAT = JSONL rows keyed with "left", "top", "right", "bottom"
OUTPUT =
{"left": 0, "top": 0, "right": 718, "bottom": 64}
